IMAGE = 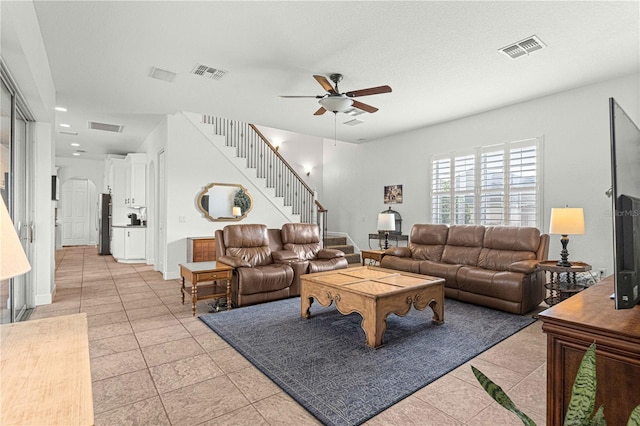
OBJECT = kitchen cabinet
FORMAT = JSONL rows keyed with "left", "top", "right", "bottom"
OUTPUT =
{"left": 125, "top": 153, "right": 146, "bottom": 207}
{"left": 111, "top": 226, "right": 146, "bottom": 263}
{"left": 106, "top": 156, "right": 127, "bottom": 208}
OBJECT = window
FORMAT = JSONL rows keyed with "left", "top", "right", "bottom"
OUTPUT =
{"left": 431, "top": 138, "right": 541, "bottom": 227}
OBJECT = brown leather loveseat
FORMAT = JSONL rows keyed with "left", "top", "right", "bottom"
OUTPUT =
{"left": 216, "top": 223, "right": 347, "bottom": 307}
{"left": 380, "top": 224, "right": 549, "bottom": 314}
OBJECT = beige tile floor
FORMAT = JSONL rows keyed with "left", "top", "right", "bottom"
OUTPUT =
{"left": 29, "top": 246, "right": 547, "bottom": 425}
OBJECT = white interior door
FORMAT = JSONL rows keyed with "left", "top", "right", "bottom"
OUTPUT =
{"left": 61, "top": 179, "right": 90, "bottom": 246}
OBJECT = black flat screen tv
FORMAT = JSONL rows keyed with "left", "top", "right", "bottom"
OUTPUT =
{"left": 609, "top": 98, "right": 640, "bottom": 309}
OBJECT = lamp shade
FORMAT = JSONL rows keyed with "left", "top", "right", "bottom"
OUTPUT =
{"left": 0, "top": 197, "right": 31, "bottom": 280}
{"left": 232, "top": 206, "right": 242, "bottom": 217}
{"left": 377, "top": 213, "right": 395, "bottom": 232}
{"left": 549, "top": 207, "right": 585, "bottom": 235}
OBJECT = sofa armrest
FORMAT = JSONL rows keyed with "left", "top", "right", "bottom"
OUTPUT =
{"left": 385, "top": 247, "right": 411, "bottom": 257}
{"left": 509, "top": 260, "right": 540, "bottom": 274}
{"left": 317, "top": 249, "right": 345, "bottom": 259}
{"left": 218, "top": 255, "right": 251, "bottom": 268}
{"left": 272, "top": 250, "right": 299, "bottom": 262}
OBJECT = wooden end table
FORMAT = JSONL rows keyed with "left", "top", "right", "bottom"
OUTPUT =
{"left": 538, "top": 260, "right": 592, "bottom": 306}
{"left": 361, "top": 249, "right": 385, "bottom": 266}
{"left": 180, "top": 261, "right": 234, "bottom": 316}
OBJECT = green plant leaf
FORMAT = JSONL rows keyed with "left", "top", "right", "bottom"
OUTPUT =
{"left": 471, "top": 365, "right": 536, "bottom": 426}
{"left": 591, "top": 406, "right": 606, "bottom": 426}
{"left": 628, "top": 404, "right": 640, "bottom": 426}
{"left": 564, "top": 343, "right": 598, "bottom": 425}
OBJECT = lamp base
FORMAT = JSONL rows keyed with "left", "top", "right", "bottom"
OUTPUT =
{"left": 384, "top": 232, "right": 389, "bottom": 250}
{"left": 556, "top": 235, "right": 572, "bottom": 267}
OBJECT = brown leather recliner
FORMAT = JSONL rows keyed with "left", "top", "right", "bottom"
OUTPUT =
{"left": 280, "top": 223, "right": 348, "bottom": 296}
{"left": 216, "top": 224, "right": 294, "bottom": 307}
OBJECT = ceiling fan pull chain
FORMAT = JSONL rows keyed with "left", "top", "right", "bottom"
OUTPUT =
{"left": 334, "top": 112, "right": 337, "bottom": 146}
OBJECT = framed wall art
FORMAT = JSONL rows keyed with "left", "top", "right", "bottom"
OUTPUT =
{"left": 384, "top": 184, "right": 403, "bottom": 204}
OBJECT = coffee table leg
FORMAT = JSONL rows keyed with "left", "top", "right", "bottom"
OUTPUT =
{"left": 361, "top": 311, "right": 386, "bottom": 349}
{"left": 430, "top": 299, "right": 444, "bottom": 325}
{"left": 191, "top": 284, "right": 197, "bottom": 316}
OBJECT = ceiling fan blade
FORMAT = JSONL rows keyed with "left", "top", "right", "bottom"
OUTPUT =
{"left": 352, "top": 100, "right": 379, "bottom": 113}
{"left": 314, "top": 106, "right": 327, "bottom": 116}
{"left": 346, "top": 85, "right": 392, "bottom": 98}
{"left": 279, "top": 95, "right": 323, "bottom": 98}
{"left": 313, "top": 75, "right": 337, "bottom": 94}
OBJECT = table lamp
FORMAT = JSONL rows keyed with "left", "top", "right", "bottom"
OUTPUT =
{"left": 549, "top": 207, "right": 585, "bottom": 267}
{"left": 377, "top": 213, "right": 396, "bottom": 250}
{"left": 1, "top": 197, "right": 31, "bottom": 280}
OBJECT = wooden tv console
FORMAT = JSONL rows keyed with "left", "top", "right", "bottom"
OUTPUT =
{"left": 539, "top": 276, "right": 640, "bottom": 425}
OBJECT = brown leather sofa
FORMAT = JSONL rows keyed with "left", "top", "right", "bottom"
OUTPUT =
{"left": 380, "top": 224, "right": 549, "bottom": 314}
{"left": 216, "top": 223, "right": 347, "bottom": 306}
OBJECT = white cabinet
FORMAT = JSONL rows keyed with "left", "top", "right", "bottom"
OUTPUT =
{"left": 111, "top": 226, "right": 145, "bottom": 263}
{"left": 111, "top": 227, "right": 125, "bottom": 259}
{"left": 125, "top": 154, "right": 146, "bottom": 207}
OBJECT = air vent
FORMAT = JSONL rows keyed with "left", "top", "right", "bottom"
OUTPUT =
{"left": 149, "top": 66, "right": 176, "bottom": 82}
{"left": 191, "top": 64, "right": 227, "bottom": 80}
{"left": 75, "top": 149, "right": 86, "bottom": 153}
{"left": 343, "top": 119, "right": 364, "bottom": 126}
{"left": 500, "top": 35, "right": 546, "bottom": 59}
{"left": 88, "top": 121, "right": 124, "bottom": 133}
{"left": 59, "top": 130, "right": 78, "bottom": 135}
{"left": 344, "top": 108, "right": 365, "bottom": 117}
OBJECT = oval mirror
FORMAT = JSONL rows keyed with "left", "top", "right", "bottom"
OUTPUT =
{"left": 196, "top": 183, "right": 253, "bottom": 222}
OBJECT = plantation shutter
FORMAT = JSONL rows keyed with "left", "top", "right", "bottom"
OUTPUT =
{"left": 431, "top": 157, "right": 451, "bottom": 224}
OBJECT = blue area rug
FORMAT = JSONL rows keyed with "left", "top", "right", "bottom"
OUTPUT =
{"left": 199, "top": 297, "right": 535, "bottom": 426}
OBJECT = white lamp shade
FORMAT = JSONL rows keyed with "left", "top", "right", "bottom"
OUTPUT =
{"left": 377, "top": 213, "right": 396, "bottom": 232}
{"left": 1, "top": 197, "right": 31, "bottom": 280}
{"left": 232, "top": 206, "right": 242, "bottom": 217}
{"left": 549, "top": 207, "right": 585, "bottom": 235}
{"left": 319, "top": 95, "right": 353, "bottom": 113}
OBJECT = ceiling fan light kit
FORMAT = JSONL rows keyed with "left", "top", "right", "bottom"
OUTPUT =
{"left": 319, "top": 95, "right": 353, "bottom": 113}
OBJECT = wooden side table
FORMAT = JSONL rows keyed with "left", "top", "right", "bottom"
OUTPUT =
{"left": 180, "top": 261, "right": 234, "bottom": 316}
{"left": 538, "top": 260, "right": 592, "bottom": 306}
{"left": 361, "top": 249, "right": 385, "bottom": 266}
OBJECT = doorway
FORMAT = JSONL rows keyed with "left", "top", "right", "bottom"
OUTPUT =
{"left": 61, "top": 178, "right": 97, "bottom": 246}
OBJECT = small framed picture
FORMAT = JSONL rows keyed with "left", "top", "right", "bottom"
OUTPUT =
{"left": 384, "top": 185, "right": 403, "bottom": 204}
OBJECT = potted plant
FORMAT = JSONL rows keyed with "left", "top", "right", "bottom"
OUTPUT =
{"left": 472, "top": 343, "right": 640, "bottom": 425}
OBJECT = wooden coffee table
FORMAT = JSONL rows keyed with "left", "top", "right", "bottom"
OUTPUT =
{"left": 300, "top": 266, "right": 445, "bottom": 348}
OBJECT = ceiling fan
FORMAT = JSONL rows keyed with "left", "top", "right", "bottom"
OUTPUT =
{"left": 280, "top": 73, "right": 392, "bottom": 116}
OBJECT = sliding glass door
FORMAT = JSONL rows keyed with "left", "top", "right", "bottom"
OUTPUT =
{"left": 1, "top": 73, "right": 33, "bottom": 323}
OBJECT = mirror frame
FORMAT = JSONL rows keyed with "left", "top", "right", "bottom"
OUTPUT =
{"left": 196, "top": 182, "right": 254, "bottom": 222}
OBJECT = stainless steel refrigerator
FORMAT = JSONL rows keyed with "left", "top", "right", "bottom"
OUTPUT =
{"left": 98, "top": 193, "right": 111, "bottom": 255}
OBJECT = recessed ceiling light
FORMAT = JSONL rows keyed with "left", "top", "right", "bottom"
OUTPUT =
{"left": 72, "top": 152, "right": 80, "bottom": 156}
{"left": 60, "top": 123, "right": 71, "bottom": 128}
{"left": 71, "top": 143, "right": 80, "bottom": 147}
{"left": 55, "top": 106, "right": 68, "bottom": 112}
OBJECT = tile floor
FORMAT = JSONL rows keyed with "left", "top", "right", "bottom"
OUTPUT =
{"left": 29, "top": 246, "right": 548, "bottom": 425}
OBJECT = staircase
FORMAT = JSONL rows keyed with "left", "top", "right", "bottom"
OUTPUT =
{"left": 186, "top": 112, "right": 362, "bottom": 263}
{"left": 325, "top": 235, "right": 361, "bottom": 265}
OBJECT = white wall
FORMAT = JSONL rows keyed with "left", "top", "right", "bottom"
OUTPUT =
{"left": 2, "top": 1, "right": 57, "bottom": 306}
{"left": 162, "top": 113, "right": 298, "bottom": 279}
{"left": 324, "top": 73, "right": 640, "bottom": 275}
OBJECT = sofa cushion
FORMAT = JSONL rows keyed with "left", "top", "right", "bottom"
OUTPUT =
{"left": 281, "top": 223, "right": 323, "bottom": 260}
{"left": 408, "top": 224, "right": 449, "bottom": 261}
{"left": 456, "top": 266, "right": 526, "bottom": 303}
{"left": 223, "top": 224, "right": 272, "bottom": 266}
{"left": 441, "top": 225, "right": 485, "bottom": 266}
{"left": 418, "top": 260, "right": 461, "bottom": 289}
{"left": 477, "top": 226, "right": 540, "bottom": 271}
{"left": 380, "top": 256, "right": 421, "bottom": 274}
{"left": 236, "top": 264, "right": 294, "bottom": 295}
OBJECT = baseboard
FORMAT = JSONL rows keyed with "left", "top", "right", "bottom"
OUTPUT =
{"left": 35, "top": 292, "right": 53, "bottom": 306}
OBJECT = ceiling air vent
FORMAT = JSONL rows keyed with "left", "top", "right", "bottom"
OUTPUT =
{"left": 343, "top": 119, "right": 364, "bottom": 126}
{"left": 88, "top": 121, "right": 124, "bottom": 133}
{"left": 344, "top": 108, "right": 365, "bottom": 117}
{"left": 191, "top": 64, "right": 227, "bottom": 80}
{"left": 499, "top": 35, "right": 546, "bottom": 59}
{"left": 59, "top": 130, "right": 78, "bottom": 135}
{"left": 149, "top": 66, "right": 176, "bottom": 82}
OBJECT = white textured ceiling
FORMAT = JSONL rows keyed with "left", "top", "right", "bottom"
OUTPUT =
{"left": 30, "top": 1, "right": 640, "bottom": 160}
